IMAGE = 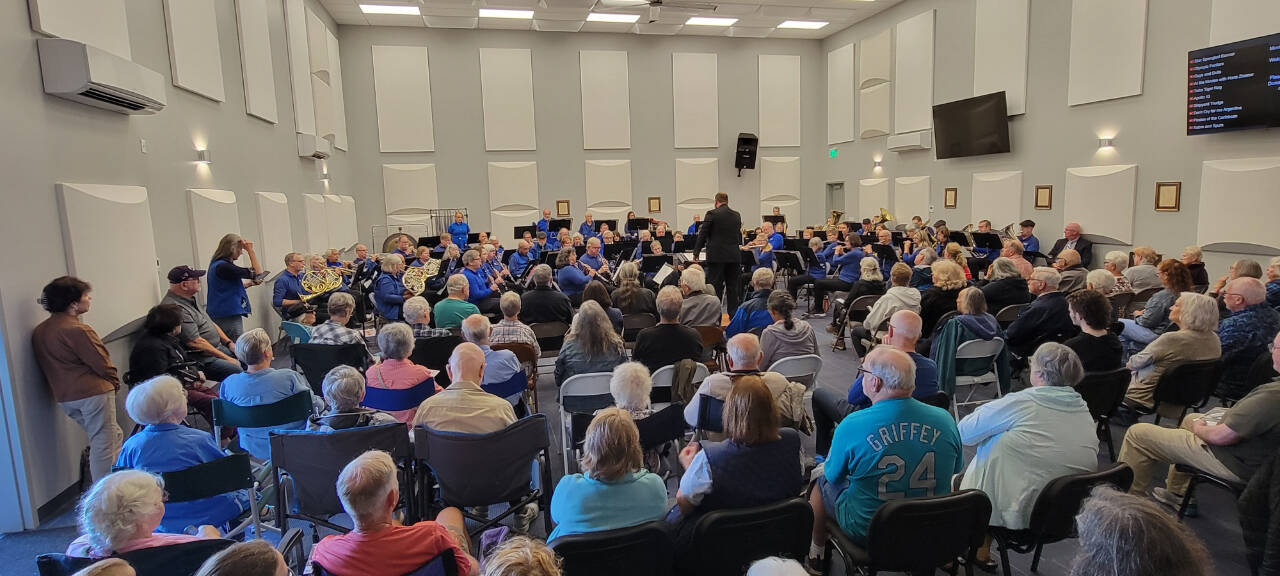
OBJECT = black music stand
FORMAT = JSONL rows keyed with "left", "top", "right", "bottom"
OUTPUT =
{"left": 540, "top": 252, "right": 558, "bottom": 267}
{"left": 858, "top": 235, "right": 875, "bottom": 247}
{"left": 799, "top": 244, "right": 819, "bottom": 270}
{"left": 513, "top": 225, "right": 537, "bottom": 241}
{"left": 971, "top": 233, "right": 1003, "bottom": 255}
{"left": 763, "top": 215, "right": 786, "bottom": 227}
{"left": 464, "top": 233, "right": 480, "bottom": 245}
{"left": 671, "top": 240, "right": 686, "bottom": 253}
{"left": 744, "top": 230, "right": 759, "bottom": 243}
{"left": 947, "top": 231, "right": 970, "bottom": 247}
{"left": 870, "top": 244, "right": 900, "bottom": 264}
{"left": 1026, "top": 251, "right": 1051, "bottom": 266}
{"left": 574, "top": 246, "right": 587, "bottom": 258}
{"left": 657, "top": 235, "right": 674, "bottom": 253}
{"left": 418, "top": 236, "right": 440, "bottom": 248}
{"left": 740, "top": 249, "right": 759, "bottom": 268}
{"left": 783, "top": 238, "right": 805, "bottom": 251}
{"left": 627, "top": 218, "right": 651, "bottom": 234}
{"left": 687, "top": 221, "right": 704, "bottom": 236}
{"left": 594, "top": 219, "right": 617, "bottom": 233}
{"left": 548, "top": 218, "right": 572, "bottom": 233}
{"left": 640, "top": 254, "right": 673, "bottom": 274}
{"left": 890, "top": 231, "right": 906, "bottom": 249}
{"left": 501, "top": 249, "right": 516, "bottom": 265}
{"left": 603, "top": 242, "right": 632, "bottom": 262}
{"left": 812, "top": 230, "right": 828, "bottom": 241}
{"left": 774, "top": 251, "right": 804, "bottom": 274}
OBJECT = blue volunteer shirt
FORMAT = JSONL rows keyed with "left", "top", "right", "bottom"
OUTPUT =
{"left": 218, "top": 369, "right": 313, "bottom": 460}
{"left": 462, "top": 266, "right": 493, "bottom": 302}
{"left": 273, "top": 270, "right": 306, "bottom": 308}
{"left": 116, "top": 424, "right": 248, "bottom": 533}
{"left": 824, "top": 397, "right": 964, "bottom": 545}
{"left": 831, "top": 249, "right": 866, "bottom": 283}
{"left": 448, "top": 222, "right": 470, "bottom": 248}
{"left": 580, "top": 252, "right": 607, "bottom": 271}
{"left": 1020, "top": 234, "right": 1040, "bottom": 254}
{"left": 537, "top": 218, "right": 550, "bottom": 234}
{"left": 509, "top": 250, "right": 535, "bottom": 279}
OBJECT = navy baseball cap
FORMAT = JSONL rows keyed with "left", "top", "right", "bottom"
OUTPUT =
{"left": 167, "top": 265, "right": 207, "bottom": 284}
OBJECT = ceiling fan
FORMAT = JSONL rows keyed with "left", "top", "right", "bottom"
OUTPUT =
{"left": 590, "top": 0, "right": 721, "bottom": 23}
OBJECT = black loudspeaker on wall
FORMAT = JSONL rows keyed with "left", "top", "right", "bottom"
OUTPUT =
{"left": 735, "top": 132, "right": 758, "bottom": 176}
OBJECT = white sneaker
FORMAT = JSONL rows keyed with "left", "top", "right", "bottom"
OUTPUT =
{"left": 513, "top": 503, "right": 538, "bottom": 534}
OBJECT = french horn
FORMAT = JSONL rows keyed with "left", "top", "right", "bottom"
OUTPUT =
{"left": 402, "top": 265, "right": 429, "bottom": 296}
{"left": 300, "top": 268, "right": 343, "bottom": 302}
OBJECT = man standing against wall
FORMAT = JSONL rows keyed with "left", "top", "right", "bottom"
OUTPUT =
{"left": 693, "top": 192, "right": 744, "bottom": 311}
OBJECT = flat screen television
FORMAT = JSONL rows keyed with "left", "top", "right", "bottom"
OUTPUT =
{"left": 932, "top": 92, "right": 1011, "bottom": 159}
{"left": 1187, "top": 32, "right": 1280, "bottom": 135}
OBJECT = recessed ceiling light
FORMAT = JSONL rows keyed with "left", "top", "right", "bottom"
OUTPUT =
{"left": 587, "top": 12, "right": 641, "bottom": 23}
{"left": 778, "top": 20, "right": 828, "bottom": 29}
{"left": 685, "top": 16, "right": 737, "bottom": 26}
{"left": 359, "top": 4, "right": 420, "bottom": 15}
{"left": 479, "top": 8, "right": 535, "bottom": 19}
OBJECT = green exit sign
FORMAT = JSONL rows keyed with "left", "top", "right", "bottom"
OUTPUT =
{"left": 828, "top": 148, "right": 839, "bottom": 158}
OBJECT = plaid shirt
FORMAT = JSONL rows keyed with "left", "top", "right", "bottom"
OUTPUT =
{"left": 1218, "top": 304, "right": 1280, "bottom": 396}
{"left": 491, "top": 319, "right": 540, "bottom": 358}
{"left": 309, "top": 321, "right": 365, "bottom": 346}
{"left": 412, "top": 323, "right": 452, "bottom": 339}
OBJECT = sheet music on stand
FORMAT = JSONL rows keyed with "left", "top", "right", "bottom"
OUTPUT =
{"left": 653, "top": 264, "right": 675, "bottom": 284}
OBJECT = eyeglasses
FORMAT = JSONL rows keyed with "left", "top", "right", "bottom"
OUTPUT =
{"left": 857, "top": 367, "right": 880, "bottom": 381}
{"left": 1223, "top": 292, "right": 1244, "bottom": 299}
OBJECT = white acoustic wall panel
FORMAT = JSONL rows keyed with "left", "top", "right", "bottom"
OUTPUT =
{"left": 489, "top": 162, "right": 540, "bottom": 240}
{"left": 235, "top": 0, "right": 278, "bottom": 123}
{"left": 306, "top": 9, "right": 328, "bottom": 78}
{"left": 30, "top": 0, "right": 132, "bottom": 60}
{"left": 480, "top": 48, "right": 537, "bottom": 151}
{"left": 1064, "top": 165, "right": 1137, "bottom": 245}
{"left": 1067, "top": 0, "right": 1147, "bottom": 106}
{"left": 256, "top": 192, "right": 292, "bottom": 334}
{"left": 1210, "top": 0, "right": 1280, "bottom": 45}
{"left": 859, "top": 28, "right": 891, "bottom": 89}
{"left": 188, "top": 189, "right": 242, "bottom": 307}
{"left": 388, "top": 214, "right": 433, "bottom": 229}
{"left": 312, "top": 77, "right": 334, "bottom": 141}
{"left": 760, "top": 157, "right": 801, "bottom": 218}
{"left": 163, "top": 0, "right": 225, "bottom": 102}
{"left": 326, "top": 30, "right": 348, "bottom": 150}
{"left": 372, "top": 46, "right": 436, "bottom": 152}
{"left": 827, "top": 43, "right": 856, "bottom": 145}
{"left": 857, "top": 178, "right": 890, "bottom": 221}
{"left": 675, "top": 158, "right": 718, "bottom": 229}
{"left": 336, "top": 195, "right": 358, "bottom": 250}
{"left": 585, "top": 160, "right": 633, "bottom": 221}
{"left": 283, "top": 0, "right": 315, "bottom": 136}
{"left": 894, "top": 10, "right": 934, "bottom": 134}
{"left": 974, "top": 0, "right": 1029, "bottom": 115}
{"left": 859, "top": 83, "right": 891, "bottom": 139}
{"left": 56, "top": 184, "right": 160, "bottom": 338}
{"left": 580, "top": 50, "right": 631, "bottom": 150}
{"left": 323, "top": 195, "right": 345, "bottom": 250}
{"left": 970, "top": 171, "right": 1022, "bottom": 229}
{"left": 673, "top": 53, "right": 719, "bottom": 149}
{"left": 894, "top": 177, "right": 931, "bottom": 225}
{"left": 383, "top": 164, "right": 438, "bottom": 215}
{"left": 759, "top": 55, "right": 802, "bottom": 147}
{"left": 302, "top": 194, "right": 329, "bottom": 255}
{"left": 1198, "top": 157, "right": 1280, "bottom": 253}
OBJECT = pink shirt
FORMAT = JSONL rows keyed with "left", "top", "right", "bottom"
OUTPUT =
{"left": 66, "top": 532, "right": 201, "bottom": 558}
{"left": 310, "top": 522, "right": 471, "bottom": 576}
{"left": 1010, "top": 255, "right": 1034, "bottom": 279}
{"left": 364, "top": 358, "right": 441, "bottom": 422}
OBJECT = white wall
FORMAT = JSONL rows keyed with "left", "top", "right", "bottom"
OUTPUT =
{"left": 0, "top": 0, "right": 348, "bottom": 529}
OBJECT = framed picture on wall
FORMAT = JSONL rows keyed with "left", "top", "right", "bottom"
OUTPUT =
{"left": 944, "top": 188, "right": 958, "bottom": 209}
{"left": 556, "top": 200, "right": 570, "bottom": 217}
{"left": 648, "top": 197, "right": 662, "bottom": 213}
{"left": 1034, "top": 185, "right": 1053, "bottom": 210}
{"left": 1155, "top": 181, "right": 1181, "bottom": 211}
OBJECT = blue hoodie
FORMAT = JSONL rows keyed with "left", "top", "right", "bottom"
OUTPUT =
{"left": 726, "top": 289, "right": 775, "bottom": 337}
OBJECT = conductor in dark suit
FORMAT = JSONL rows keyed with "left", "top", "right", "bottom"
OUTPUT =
{"left": 693, "top": 192, "right": 744, "bottom": 311}
{"left": 1047, "top": 222, "right": 1094, "bottom": 268}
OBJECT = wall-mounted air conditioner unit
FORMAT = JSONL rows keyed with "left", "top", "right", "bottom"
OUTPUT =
{"left": 36, "top": 38, "right": 165, "bottom": 115}
{"left": 297, "top": 133, "right": 330, "bottom": 159}
{"left": 887, "top": 130, "right": 932, "bottom": 152}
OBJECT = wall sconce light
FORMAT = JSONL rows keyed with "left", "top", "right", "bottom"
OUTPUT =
{"left": 195, "top": 148, "right": 211, "bottom": 164}
{"left": 320, "top": 167, "right": 330, "bottom": 183}
{"left": 1097, "top": 137, "right": 1115, "bottom": 149}
{"left": 873, "top": 159, "right": 882, "bottom": 169}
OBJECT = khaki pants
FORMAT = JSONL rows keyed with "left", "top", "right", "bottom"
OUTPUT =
{"left": 60, "top": 391, "right": 123, "bottom": 482}
{"left": 1117, "top": 413, "right": 1242, "bottom": 496}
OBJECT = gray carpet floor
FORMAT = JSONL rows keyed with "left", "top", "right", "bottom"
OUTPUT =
{"left": 1, "top": 317, "right": 1251, "bottom": 575}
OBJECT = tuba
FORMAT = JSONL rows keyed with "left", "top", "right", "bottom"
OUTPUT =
{"left": 999, "top": 222, "right": 1017, "bottom": 240}
{"left": 402, "top": 265, "right": 429, "bottom": 296}
{"left": 825, "top": 209, "right": 845, "bottom": 238}
{"left": 300, "top": 268, "right": 343, "bottom": 302}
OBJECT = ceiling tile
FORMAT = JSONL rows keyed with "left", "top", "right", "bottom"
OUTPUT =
{"left": 481, "top": 0, "right": 542, "bottom": 8}
{"left": 807, "top": 7, "right": 858, "bottom": 20}
{"left": 425, "top": 15, "right": 479, "bottom": 27}
{"left": 540, "top": 0, "right": 595, "bottom": 7}
{"left": 534, "top": 7, "right": 590, "bottom": 20}
{"left": 633, "top": 23, "right": 681, "bottom": 35}
{"left": 678, "top": 25, "right": 729, "bottom": 36}
{"left": 533, "top": 19, "right": 584, "bottom": 31}
{"left": 758, "top": 5, "right": 811, "bottom": 18}
{"left": 332, "top": 13, "right": 369, "bottom": 24}
{"left": 726, "top": 26, "right": 773, "bottom": 38}
{"left": 364, "top": 13, "right": 428, "bottom": 26}
{"left": 709, "top": 3, "right": 760, "bottom": 16}
{"left": 477, "top": 17, "right": 534, "bottom": 29}
{"left": 423, "top": 0, "right": 480, "bottom": 5}
{"left": 420, "top": 5, "right": 479, "bottom": 16}
{"left": 580, "top": 20, "right": 637, "bottom": 33}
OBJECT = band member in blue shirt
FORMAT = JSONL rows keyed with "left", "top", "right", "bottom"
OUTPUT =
{"left": 508, "top": 240, "right": 537, "bottom": 280}
{"left": 448, "top": 211, "right": 471, "bottom": 248}
{"left": 1018, "top": 219, "right": 1040, "bottom": 254}
{"left": 687, "top": 214, "right": 701, "bottom": 236}
{"left": 536, "top": 208, "right": 552, "bottom": 235}
{"left": 579, "top": 213, "right": 598, "bottom": 240}
{"left": 461, "top": 249, "right": 501, "bottom": 315}
{"left": 273, "top": 252, "right": 308, "bottom": 313}
{"left": 555, "top": 247, "right": 594, "bottom": 303}
{"left": 580, "top": 237, "right": 609, "bottom": 273}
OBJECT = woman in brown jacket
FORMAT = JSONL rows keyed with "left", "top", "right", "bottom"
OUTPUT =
{"left": 1123, "top": 291, "right": 1222, "bottom": 420}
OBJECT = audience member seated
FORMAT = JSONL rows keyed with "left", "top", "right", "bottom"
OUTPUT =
{"left": 908, "top": 246, "right": 937, "bottom": 289}
{"left": 310, "top": 366, "right": 399, "bottom": 432}
{"left": 555, "top": 301, "right": 628, "bottom": 387}
{"left": 808, "top": 347, "right": 963, "bottom": 564}
{"left": 678, "top": 267, "right": 723, "bottom": 327}
{"left": 310, "top": 450, "right": 477, "bottom": 576}
{"left": 126, "top": 303, "right": 218, "bottom": 434}
{"left": 520, "top": 264, "right": 574, "bottom": 326}
{"left": 981, "top": 257, "right": 1034, "bottom": 314}
{"left": 403, "top": 296, "right": 452, "bottom": 339}
{"left": 1124, "top": 246, "right": 1163, "bottom": 292}
{"left": 490, "top": 292, "right": 541, "bottom": 358}
{"left": 433, "top": 275, "right": 481, "bottom": 330}
{"left": 373, "top": 255, "right": 408, "bottom": 322}
{"left": 281, "top": 302, "right": 316, "bottom": 328}
{"left": 999, "top": 239, "right": 1033, "bottom": 279}
{"left": 66, "top": 470, "right": 220, "bottom": 559}
{"left": 482, "top": 537, "right": 561, "bottom": 576}
{"left": 683, "top": 334, "right": 810, "bottom": 436}
{"left": 944, "top": 242, "right": 973, "bottom": 281}
{"left": 219, "top": 329, "right": 317, "bottom": 461}
{"left": 366, "top": 323, "right": 441, "bottom": 423}
{"left": 116, "top": 376, "right": 248, "bottom": 533}
{"left": 1177, "top": 245, "right": 1209, "bottom": 288}
{"left": 929, "top": 287, "right": 1010, "bottom": 394}
{"left": 850, "top": 263, "right": 920, "bottom": 357}
{"left": 957, "top": 343, "right": 1098, "bottom": 569}
{"left": 1119, "top": 259, "right": 1193, "bottom": 356}
{"left": 670, "top": 376, "right": 804, "bottom": 532}
{"left": 1123, "top": 292, "right": 1222, "bottom": 415}
{"left": 759, "top": 292, "right": 818, "bottom": 369}
{"left": 727, "top": 268, "right": 776, "bottom": 337}
{"left": 583, "top": 281, "right": 624, "bottom": 333}
{"left": 193, "top": 540, "right": 287, "bottom": 576}
{"left": 610, "top": 362, "right": 654, "bottom": 420}
{"left": 161, "top": 266, "right": 243, "bottom": 382}
{"left": 461, "top": 314, "right": 523, "bottom": 396}
{"left": 746, "top": 557, "right": 808, "bottom": 576}
{"left": 308, "top": 292, "right": 363, "bottom": 346}
{"left": 813, "top": 310, "right": 938, "bottom": 456}
{"left": 1053, "top": 249, "right": 1088, "bottom": 293}
{"left": 1069, "top": 486, "right": 1212, "bottom": 576}
{"left": 1047, "top": 222, "right": 1093, "bottom": 268}
{"left": 1064, "top": 290, "right": 1124, "bottom": 372}
{"left": 827, "top": 257, "right": 886, "bottom": 331}
{"left": 1085, "top": 269, "right": 1116, "bottom": 294}
{"left": 1267, "top": 256, "right": 1280, "bottom": 308}
{"left": 632, "top": 286, "right": 705, "bottom": 373}
{"left": 1216, "top": 277, "right": 1280, "bottom": 399}
{"left": 549, "top": 407, "right": 668, "bottom": 541}
{"left": 611, "top": 262, "right": 658, "bottom": 316}
{"left": 1005, "top": 267, "right": 1075, "bottom": 358}
{"left": 1102, "top": 251, "right": 1134, "bottom": 295}
{"left": 1209, "top": 258, "right": 1264, "bottom": 300}
{"left": 413, "top": 343, "right": 517, "bottom": 435}
{"left": 918, "top": 260, "right": 967, "bottom": 337}
{"left": 1120, "top": 331, "right": 1280, "bottom": 512}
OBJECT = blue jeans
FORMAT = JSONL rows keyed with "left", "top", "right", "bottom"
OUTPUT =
{"left": 199, "top": 356, "right": 243, "bottom": 382}
{"left": 1119, "top": 319, "right": 1158, "bottom": 355}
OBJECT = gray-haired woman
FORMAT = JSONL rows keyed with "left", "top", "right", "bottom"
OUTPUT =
{"left": 310, "top": 366, "right": 399, "bottom": 431}
{"left": 555, "top": 301, "right": 627, "bottom": 387}
{"left": 1069, "top": 486, "right": 1212, "bottom": 576}
{"left": 66, "top": 470, "right": 221, "bottom": 558}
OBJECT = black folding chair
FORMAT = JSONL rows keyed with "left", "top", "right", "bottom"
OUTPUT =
{"left": 413, "top": 415, "right": 554, "bottom": 536}
{"left": 551, "top": 521, "right": 675, "bottom": 576}
{"left": 825, "top": 489, "right": 992, "bottom": 576}
{"left": 493, "top": 341, "right": 541, "bottom": 412}
{"left": 313, "top": 548, "right": 459, "bottom": 576}
{"left": 1107, "top": 292, "right": 1133, "bottom": 322}
{"left": 212, "top": 391, "right": 316, "bottom": 455}
{"left": 622, "top": 313, "right": 658, "bottom": 344}
{"left": 636, "top": 403, "right": 688, "bottom": 452}
{"left": 291, "top": 343, "right": 371, "bottom": 396}
{"left": 531, "top": 321, "right": 570, "bottom": 359}
{"left": 37, "top": 539, "right": 236, "bottom": 576}
{"left": 920, "top": 391, "right": 951, "bottom": 411}
{"left": 1131, "top": 359, "right": 1224, "bottom": 425}
{"left": 156, "top": 453, "right": 260, "bottom": 539}
{"left": 1074, "top": 368, "right": 1130, "bottom": 461}
{"left": 989, "top": 464, "right": 1133, "bottom": 576}
{"left": 269, "top": 423, "right": 415, "bottom": 538}
{"left": 994, "top": 304, "right": 1028, "bottom": 330}
{"left": 1223, "top": 349, "right": 1278, "bottom": 407}
{"left": 679, "top": 498, "right": 813, "bottom": 576}
{"left": 695, "top": 394, "right": 724, "bottom": 437}
{"left": 409, "top": 335, "right": 464, "bottom": 386}
{"left": 833, "top": 295, "right": 881, "bottom": 350}
{"left": 1174, "top": 463, "right": 1247, "bottom": 520}
{"left": 1128, "top": 287, "right": 1161, "bottom": 315}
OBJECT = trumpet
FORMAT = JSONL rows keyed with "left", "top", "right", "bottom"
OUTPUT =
{"left": 402, "top": 266, "right": 429, "bottom": 296}
{"left": 300, "top": 268, "right": 343, "bottom": 302}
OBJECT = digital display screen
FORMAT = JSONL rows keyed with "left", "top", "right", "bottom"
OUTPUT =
{"left": 1187, "top": 32, "right": 1280, "bottom": 135}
